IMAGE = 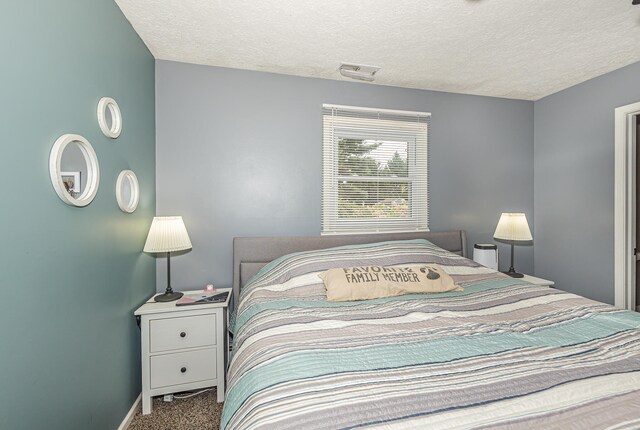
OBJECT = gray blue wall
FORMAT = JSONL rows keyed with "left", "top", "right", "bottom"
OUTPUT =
{"left": 156, "top": 60, "right": 534, "bottom": 291}
{"left": 0, "top": 2, "right": 155, "bottom": 429}
{"left": 534, "top": 61, "right": 640, "bottom": 304}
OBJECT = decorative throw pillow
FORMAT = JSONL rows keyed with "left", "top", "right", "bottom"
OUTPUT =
{"left": 319, "top": 264, "right": 463, "bottom": 302}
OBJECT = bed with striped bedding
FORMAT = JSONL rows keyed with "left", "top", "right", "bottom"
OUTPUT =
{"left": 221, "top": 239, "right": 640, "bottom": 429}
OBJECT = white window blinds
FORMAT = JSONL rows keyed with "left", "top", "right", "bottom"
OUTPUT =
{"left": 322, "top": 104, "right": 430, "bottom": 235}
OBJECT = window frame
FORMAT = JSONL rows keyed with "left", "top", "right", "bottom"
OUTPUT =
{"left": 322, "top": 104, "right": 430, "bottom": 235}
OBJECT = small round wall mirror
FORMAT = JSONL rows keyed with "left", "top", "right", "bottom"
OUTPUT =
{"left": 49, "top": 134, "right": 100, "bottom": 207}
{"left": 116, "top": 170, "right": 140, "bottom": 213}
{"left": 97, "top": 97, "right": 122, "bottom": 138}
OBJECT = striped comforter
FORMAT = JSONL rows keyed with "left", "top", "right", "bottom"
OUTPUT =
{"left": 221, "top": 240, "right": 640, "bottom": 429}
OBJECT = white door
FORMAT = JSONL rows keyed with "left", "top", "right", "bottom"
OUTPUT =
{"left": 613, "top": 103, "right": 640, "bottom": 311}
{"left": 635, "top": 116, "right": 639, "bottom": 311}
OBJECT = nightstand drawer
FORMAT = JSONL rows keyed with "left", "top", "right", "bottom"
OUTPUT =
{"left": 150, "top": 348, "right": 217, "bottom": 389}
{"left": 150, "top": 314, "right": 216, "bottom": 353}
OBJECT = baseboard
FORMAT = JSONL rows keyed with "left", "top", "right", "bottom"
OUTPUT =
{"left": 118, "top": 394, "right": 141, "bottom": 430}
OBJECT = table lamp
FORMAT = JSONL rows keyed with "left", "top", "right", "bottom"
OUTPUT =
{"left": 493, "top": 212, "right": 532, "bottom": 278}
{"left": 143, "top": 216, "right": 192, "bottom": 302}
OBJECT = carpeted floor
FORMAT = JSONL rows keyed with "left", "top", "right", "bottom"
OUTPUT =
{"left": 128, "top": 390, "right": 223, "bottom": 430}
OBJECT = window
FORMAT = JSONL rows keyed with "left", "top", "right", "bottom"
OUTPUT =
{"left": 322, "top": 104, "right": 430, "bottom": 234}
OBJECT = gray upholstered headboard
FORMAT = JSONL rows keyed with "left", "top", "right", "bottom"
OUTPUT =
{"left": 232, "top": 230, "right": 467, "bottom": 306}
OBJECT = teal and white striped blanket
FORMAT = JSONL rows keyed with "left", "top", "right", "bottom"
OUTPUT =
{"left": 222, "top": 239, "right": 640, "bottom": 429}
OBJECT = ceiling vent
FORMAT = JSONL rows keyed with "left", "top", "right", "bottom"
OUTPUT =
{"left": 338, "top": 63, "right": 380, "bottom": 82}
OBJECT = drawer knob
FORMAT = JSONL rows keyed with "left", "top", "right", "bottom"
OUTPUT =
{"left": 181, "top": 367, "right": 187, "bottom": 373}
{"left": 180, "top": 332, "right": 186, "bottom": 338}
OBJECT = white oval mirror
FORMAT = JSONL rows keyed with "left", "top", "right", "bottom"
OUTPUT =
{"left": 116, "top": 170, "right": 140, "bottom": 213}
{"left": 97, "top": 97, "right": 122, "bottom": 138}
{"left": 49, "top": 134, "right": 100, "bottom": 207}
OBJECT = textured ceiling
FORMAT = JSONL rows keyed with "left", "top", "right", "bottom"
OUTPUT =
{"left": 115, "top": 0, "right": 640, "bottom": 100}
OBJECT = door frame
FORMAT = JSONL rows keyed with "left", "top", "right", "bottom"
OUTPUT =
{"left": 614, "top": 101, "right": 640, "bottom": 310}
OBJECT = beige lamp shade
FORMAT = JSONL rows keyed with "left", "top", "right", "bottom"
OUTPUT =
{"left": 493, "top": 213, "right": 533, "bottom": 242}
{"left": 143, "top": 216, "right": 192, "bottom": 253}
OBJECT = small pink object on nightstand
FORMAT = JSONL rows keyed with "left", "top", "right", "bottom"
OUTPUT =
{"left": 205, "top": 283, "right": 216, "bottom": 292}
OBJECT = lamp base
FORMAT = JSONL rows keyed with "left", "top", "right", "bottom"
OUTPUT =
{"left": 154, "top": 291, "right": 184, "bottom": 302}
{"left": 503, "top": 270, "right": 524, "bottom": 278}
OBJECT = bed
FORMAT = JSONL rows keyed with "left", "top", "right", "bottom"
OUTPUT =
{"left": 221, "top": 231, "right": 640, "bottom": 429}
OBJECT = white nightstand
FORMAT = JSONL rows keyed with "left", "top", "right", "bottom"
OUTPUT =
{"left": 520, "top": 274, "right": 554, "bottom": 287}
{"left": 134, "top": 289, "right": 231, "bottom": 415}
